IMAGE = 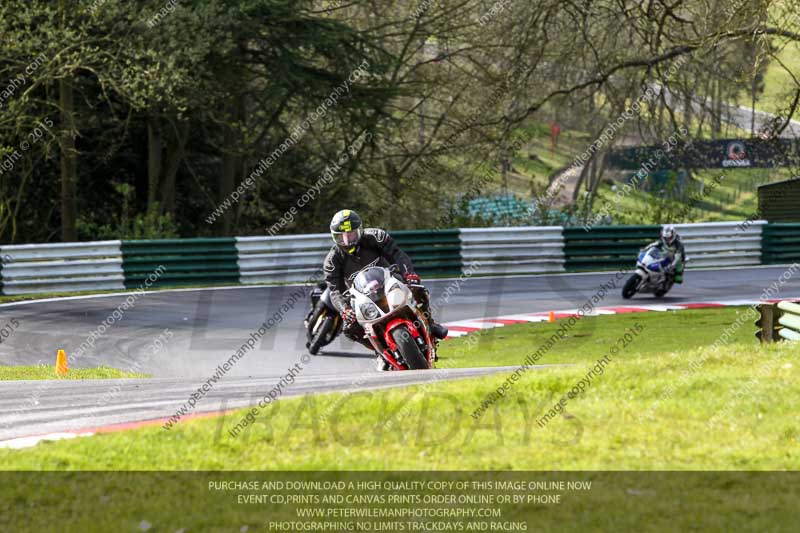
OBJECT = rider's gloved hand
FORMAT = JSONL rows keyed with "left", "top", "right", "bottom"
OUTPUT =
{"left": 342, "top": 307, "right": 358, "bottom": 332}
{"left": 403, "top": 272, "right": 421, "bottom": 285}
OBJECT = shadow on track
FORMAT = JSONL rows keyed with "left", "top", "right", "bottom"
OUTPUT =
{"left": 312, "top": 350, "right": 374, "bottom": 359}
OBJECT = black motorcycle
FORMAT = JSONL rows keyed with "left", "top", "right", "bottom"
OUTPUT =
{"left": 304, "top": 282, "right": 342, "bottom": 355}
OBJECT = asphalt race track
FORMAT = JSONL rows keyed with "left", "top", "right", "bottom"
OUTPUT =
{"left": 1, "top": 266, "right": 799, "bottom": 442}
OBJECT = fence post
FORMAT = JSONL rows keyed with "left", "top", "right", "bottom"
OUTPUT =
{"left": 755, "top": 303, "right": 777, "bottom": 343}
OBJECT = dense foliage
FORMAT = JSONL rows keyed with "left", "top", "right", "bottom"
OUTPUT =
{"left": 0, "top": 0, "right": 797, "bottom": 242}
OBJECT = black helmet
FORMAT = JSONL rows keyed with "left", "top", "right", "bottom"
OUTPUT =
{"left": 330, "top": 209, "right": 363, "bottom": 252}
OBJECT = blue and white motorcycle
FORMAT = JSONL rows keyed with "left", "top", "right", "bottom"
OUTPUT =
{"left": 622, "top": 245, "right": 678, "bottom": 299}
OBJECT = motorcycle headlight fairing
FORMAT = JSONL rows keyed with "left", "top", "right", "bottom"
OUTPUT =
{"left": 387, "top": 286, "right": 407, "bottom": 308}
{"left": 360, "top": 303, "right": 381, "bottom": 320}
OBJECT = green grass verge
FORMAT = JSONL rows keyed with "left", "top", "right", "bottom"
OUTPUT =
{"left": 510, "top": 128, "right": 591, "bottom": 195}
{"left": 0, "top": 365, "right": 148, "bottom": 380}
{"left": 3, "top": 307, "right": 797, "bottom": 471}
{"left": 758, "top": 42, "right": 800, "bottom": 114}
{"left": 441, "top": 306, "right": 757, "bottom": 367}
{"left": 0, "top": 341, "right": 795, "bottom": 470}
{"left": 2, "top": 471, "right": 798, "bottom": 532}
{"left": 591, "top": 167, "right": 793, "bottom": 224}
{"left": 505, "top": 116, "right": 785, "bottom": 224}
{"left": 731, "top": 1, "right": 798, "bottom": 117}
{"left": 739, "top": 39, "right": 800, "bottom": 116}
{"left": 453, "top": 120, "right": 593, "bottom": 200}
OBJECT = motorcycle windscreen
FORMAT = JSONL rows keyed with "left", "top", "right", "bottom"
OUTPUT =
{"left": 644, "top": 247, "right": 670, "bottom": 271}
{"left": 353, "top": 267, "right": 390, "bottom": 312}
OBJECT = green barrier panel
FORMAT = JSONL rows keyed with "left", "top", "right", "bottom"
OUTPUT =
{"left": 563, "top": 225, "right": 660, "bottom": 271}
{"left": 121, "top": 237, "right": 240, "bottom": 288}
{"left": 392, "top": 229, "right": 462, "bottom": 276}
{"left": 762, "top": 223, "right": 800, "bottom": 264}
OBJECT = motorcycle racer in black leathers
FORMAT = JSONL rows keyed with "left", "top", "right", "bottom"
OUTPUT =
{"left": 323, "top": 209, "right": 448, "bottom": 361}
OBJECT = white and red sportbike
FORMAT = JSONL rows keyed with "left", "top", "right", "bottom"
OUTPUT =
{"left": 346, "top": 265, "right": 436, "bottom": 370}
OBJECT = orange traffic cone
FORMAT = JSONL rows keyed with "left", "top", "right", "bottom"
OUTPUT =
{"left": 548, "top": 311, "right": 556, "bottom": 323}
{"left": 56, "top": 349, "right": 68, "bottom": 376}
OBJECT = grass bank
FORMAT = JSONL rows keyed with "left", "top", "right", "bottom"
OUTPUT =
{"left": 2, "top": 307, "right": 796, "bottom": 470}
{"left": 0, "top": 365, "right": 148, "bottom": 380}
{"left": 441, "top": 306, "right": 757, "bottom": 367}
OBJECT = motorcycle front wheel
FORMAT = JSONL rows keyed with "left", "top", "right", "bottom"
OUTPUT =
{"left": 308, "top": 314, "right": 337, "bottom": 355}
{"left": 622, "top": 274, "right": 640, "bottom": 299}
{"left": 391, "top": 326, "right": 429, "bottom": 370}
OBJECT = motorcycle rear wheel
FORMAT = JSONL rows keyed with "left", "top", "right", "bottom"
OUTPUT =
{"left": 391, "top": 326, "right": 429, "bottom": 370}
{"left": 622, "top": 275, "right": 639, "bottom": 299}
{"left": 655, "top": 278, "right": 673, "bottom": 298}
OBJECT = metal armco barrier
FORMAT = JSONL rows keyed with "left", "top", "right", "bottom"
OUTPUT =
{"left": 460, "top": 226, "right": 564, "bottom": 274}
{"left": 762, "top": 223, "right": 800, "bottom": 265}
{"left": 674, "top": 221, "right": 764, "bottom": 268}
{"left": 1, "top": 220, "right": 793, "bottom": 296}
{"left": 392, "top": 229, "right": 463, "bottom": 276}
{"left": 563, "top": 225, "right": 660, "bottom": 271}
{"left": 0, "top": 241, "right": 125, "bottom": 295}
{"left": 236, "top": 234, "right": 330, "bottom": 285}
{"left": 121, "top": 238, "right": 239, "bottom": 288}
{"left": 235, "top": 230, "right": 463, "bottom": 285}
{"left": 777, "top": 300, "right": 800, "bottom": 341}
